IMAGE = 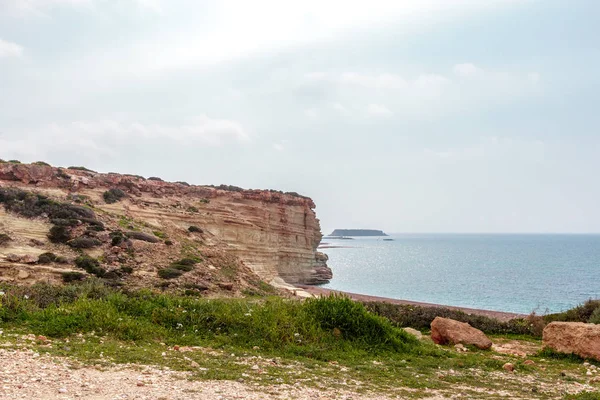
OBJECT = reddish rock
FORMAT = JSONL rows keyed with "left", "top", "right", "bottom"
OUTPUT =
{"left": 543, "top": 322, "right": 600, "bottom": 361}
{"left": 430, "top": 317, "right": 493, "bottom": 349}
{"left": 503, "top": 363, "right": 515, "bottom": 372}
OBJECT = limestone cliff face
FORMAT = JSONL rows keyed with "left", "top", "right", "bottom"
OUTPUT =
{"left": 0, "top": 163, "right": 331, "bottom": 285}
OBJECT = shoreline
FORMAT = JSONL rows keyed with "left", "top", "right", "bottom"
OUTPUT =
{"left": 297, "top": 285, "right": 526, "bottom": 322}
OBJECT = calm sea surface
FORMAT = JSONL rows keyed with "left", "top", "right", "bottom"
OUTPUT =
{"left": 320, "top": 234, "right": 600, "bottom": 314}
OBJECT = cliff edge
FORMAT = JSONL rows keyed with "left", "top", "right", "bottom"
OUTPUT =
{"left": 0, "top": 162, "right": 332, "bottom": 292}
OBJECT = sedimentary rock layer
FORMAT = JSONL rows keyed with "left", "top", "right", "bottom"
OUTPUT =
{"left": 0, "top": 162, "right": 331, "bottom": 285}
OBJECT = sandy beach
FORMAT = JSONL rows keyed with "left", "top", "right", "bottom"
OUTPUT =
{"left": 297, "top": 285, "right": 526, "bottom": 322}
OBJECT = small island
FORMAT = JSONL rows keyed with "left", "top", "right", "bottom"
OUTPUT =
{"left": 328, "top": 229, "right": 388, "bottom": 237}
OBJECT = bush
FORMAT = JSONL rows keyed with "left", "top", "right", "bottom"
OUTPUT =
{"left": 126, "top": 231, "right": 160, "bottom": 243}
{"left": 110, "top": 231, "right": 126, "bottom": 246}
{"left": 157, "top": 268, "right": 184, "bottom": 279}
{"left": 148, "top": 177, "right": 163, "bottom": 181}
{"left": 171, "top": 264, "right": 194, "bottom": 272}
{"left": 74, "top": 255, "right": 105, "bottom": 277}
{"left": 0, "top": 233, "right": 11, "bottom": 246}
{"left": 304, "top": 295, "right": 416, "bottom": 351}
{"left": 545, "top": 300, "right": 600, "bottom": 324}
{"left": 55, "top": 256, "right": 70, "bottom": 264}
{"left": 364, "top": 301, "right": 535, "bottom": 336}
{"left": 61, "top": 272, "right": 86, "bottom": 283}
{"left": 120, "top": 266, "right": 133, "bottom": 274}
{"left": 48, "top": 226, "right": 71, "bottom": 243}
{"left": 188, "top": 226, "right": 203, "bottom": 233}
{"left": 164, "top": 240, "right": 173, "bottom": 246}
{"left": 187, "top": 206, "right": 199, "bottom": 213}
{"left": 68, "top": 237, "right": 102, "bottom": 249}
{"left": 8, "top": 160, "right": 21, "bottom": 164}
{"left": 33, "top": 161, "right": 51, "bottom": 166}
{"left": 0, "top": 188, "right": 97, "bottom": 222}
{"left": 103, "top": 188, "right": 126, "bottom": 204}
{"left": 176, "top": 181, "right": 190, "bottom": 186}
{"left": 67, "top": 166, "right": 96, "bottom": 173}
{"left": 199, "top": 198, "right": 210, "bottom": 204}
{"left": 37, "top": 252, "right": 57, "bottom": 264}
{"left": 152, "top": 231, "right": 167, "bottom": 239}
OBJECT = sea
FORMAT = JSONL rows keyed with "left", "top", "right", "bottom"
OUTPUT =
{"left": 319, "top": 234, "right": 600, "bottom": 314}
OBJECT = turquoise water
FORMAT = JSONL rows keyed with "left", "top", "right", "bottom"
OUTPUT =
{"left": 320, "top": 234, "right": 600, "bottom": 314}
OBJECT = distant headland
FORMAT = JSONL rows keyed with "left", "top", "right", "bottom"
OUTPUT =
{"left": 328, "top": 229, "right": 388, "bottom": 237}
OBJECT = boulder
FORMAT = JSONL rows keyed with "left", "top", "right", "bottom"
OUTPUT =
{"left": 430, "top": 317, "right": 492, "bottom": 349}
{"left": 402, "top": 327, "right": 423, "bottom": 340}
{"left": 543, "top": 322, "right": 600, "bottom": 361}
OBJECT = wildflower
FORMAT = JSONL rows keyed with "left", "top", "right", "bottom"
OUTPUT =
{"left": 23, "top": 295, "right": 30, "bottom": 299}
{"left": 0, "top": 291, "right": 5, "bottom": 296}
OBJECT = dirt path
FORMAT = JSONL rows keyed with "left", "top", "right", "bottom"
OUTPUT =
{"left": 0, "top": 349, "right": 410, "bottom": 400}
{"left": 297, "top": 286, "right": 526, "bottom": 322}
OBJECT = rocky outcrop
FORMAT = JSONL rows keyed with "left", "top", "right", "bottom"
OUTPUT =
{"left": 543, "top": 322, "right": 600, "bottom": 361}
{"left": 0, "top": 162, "right": 331, "bottom": 286}
{"left": 431, "top": 317, "right": 493, "bottom": 349}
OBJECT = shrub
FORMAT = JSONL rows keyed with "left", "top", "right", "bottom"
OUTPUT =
{"left": 103, "top": 188, "right": 126, "bottom": 204}
{"left": 199, "top": 198, "right": 210, "bottom": 204}
{"left": 152, "top": 231, "right": 167, "bottom": 239}
{"left": 148, "top": 177, "right": 163, "bottom": 181}
{"left": 157, "top": 268, "right": 183, "bottom": 279}
{"left": 187, "top": 206, "right": 199, "bottom": 213}
{"left": 62, "top": 271, "right": 86, "bottom": 283}
{"left": 176, "top": 181, "right": 190, "bottom": 186}
{"left": 0, "top": 233, "right": 11, "bottom": 246}
{"left": 545, "top": 300, "right": 600, "bottom": 324}
{"left": 74, "top": 255, "right": 105, "bottom": 277}
{"left": 48, "top": 226, "right": 71, "bottom": 243}
{"left": 126, "top": 231, "right": 160, "bottom": 243}
{"left": 188, "top": 226, "right": 203, "bottom": 233}
{"left": 304, "top": 295, "right": 417, "bottom": 351}
{"left": 67, "top": 237, "right": 102, "bottom": 249}
{"left": 164, "top": 240, "right": 173, "bottom": 246}
{"left": 8, "top": 160, "right": 21, "bottom": 164}
{"left": 33, "top": 161, "right": 51, "bottom": 166}
{"left": 364, "top": 301, "right": 535, "bottom": 336}
{"left": 110, "top": 231, "right": 126, "bottom": 246}
{"left": 37, "top": 252, "right": 58, "bottom": 264}
{"left": 55, "top": 256, "right": 69, "bottom": 264}
{"left": 67, "top": 166, "right": 96, "bottom": 173}
{"left": 176, "top": 258, "right": 199, "bottom": 266}
{"left": 120, "top": 266, "right": 134, "bottom": 274}
{"left": 171, "top": 264, "right": 194, "bottom": 272}
{"left": 0, "top": 188, "right": 97, "bottom": 222}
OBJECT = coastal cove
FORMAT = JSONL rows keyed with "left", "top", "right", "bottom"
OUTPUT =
{"left": 319, "top": 233, "right": 600, "bottom": 315}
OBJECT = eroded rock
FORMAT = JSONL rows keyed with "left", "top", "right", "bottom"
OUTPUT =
{"left": 431, "top": 317, "right": 492, "bottom": 349}
{"left": 543, "top": 322, "right": 600, "bottom": 361}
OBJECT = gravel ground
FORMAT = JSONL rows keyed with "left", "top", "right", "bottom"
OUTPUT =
{"left": 0, "top": 349, "right": 407, "bottom": 400}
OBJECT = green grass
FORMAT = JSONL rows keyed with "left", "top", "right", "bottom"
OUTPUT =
{"left": 1, "top": 281, "right": 598, "bottom": 398}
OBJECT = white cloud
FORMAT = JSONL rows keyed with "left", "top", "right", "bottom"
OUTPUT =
{"left": 528, "top": 72, "right": 541, "bottom": 83}
{"left": 0, "top": 38, "right": 23, "bottom": 58}
{"left": 0, "top": 116, "right": 249, "bottom": 159}
{"left": 453, "top": 63, "right": 484, "bottom": 77}
{"left": 273, "top": 143, "right": 285, "bottom": 151}
{"left": 304, "top": 108, "right": 318, "bottom": 119}
{"left": 339, "top": 72, "right": 406, "bottom": 89}
{"left": 332, "top": 102, "right": 350, "bottom": 115}
{"left": 367, "top": 103, "right": 392, "bottom": 116}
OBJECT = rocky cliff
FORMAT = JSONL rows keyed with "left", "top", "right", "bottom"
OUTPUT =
{"left": 0, "top": 162, "right": 331, "bottom": 292}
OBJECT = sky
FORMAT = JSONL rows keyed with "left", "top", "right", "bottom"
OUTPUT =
{"left": 1, "top": 0, "right": 599, "bottom": 234}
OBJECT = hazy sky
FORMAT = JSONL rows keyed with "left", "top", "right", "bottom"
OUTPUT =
{"left": 1, "top": 0, "right": 599, "bottom": 233}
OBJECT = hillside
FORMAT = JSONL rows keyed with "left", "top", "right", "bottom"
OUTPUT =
{"left": 0, "top": 161, "right": 332, "bottom": 295}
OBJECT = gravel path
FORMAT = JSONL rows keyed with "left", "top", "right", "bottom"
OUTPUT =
{"left": 0, "top": 349, "right": 406, "bottom": 400}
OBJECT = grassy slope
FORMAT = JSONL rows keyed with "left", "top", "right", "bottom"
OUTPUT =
{"left": 1, "top": 281, "right": 599, "bottom": 399}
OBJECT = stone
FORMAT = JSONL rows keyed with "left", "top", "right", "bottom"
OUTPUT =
{"left": 503, "top": 363, "right": 515, "bottom": 372}
{"left": 58, "top": 388, "right": 67, "bottom": 393}
{"left": 402, "top": 327, "right": 423, "bottom": 340}
{"left": 21, "top": 255, "right": 38, "bottom": 264}
{"left": 17, "top": 270, "right": 30, "bottom": 280}
{"left": 523, "top": 360, "right": 535, "bottom": 366}
{"left": 454, "top": 344, "right": 468, "bottom": 352}
{"left": 430, "top": 317, "right": 493, "bottom": 350}
{"left": 543, "top": 322, "right": 600, "bottom": 361}
{"left": 30, "top": 239, "right": 45, "bottom": 246}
